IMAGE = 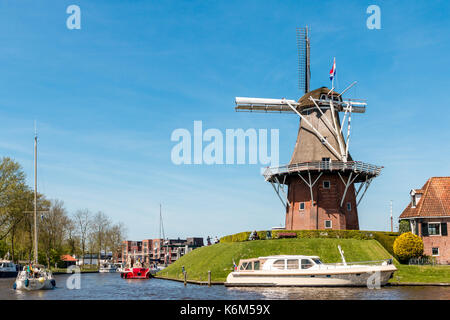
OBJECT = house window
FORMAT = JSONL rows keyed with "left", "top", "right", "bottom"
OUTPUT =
{"left": 299, "top": 202, "right": 305, "bottom": 211}
{"left": 323, "top": 181, "right": 330, "bottom": 189}
{"left": 347, "top": 202, "right": 352, "bottom": 211}
{"left": 325, "top": 220, "right": 332, "bottom": 229}
{"left": 432, "top": 248, "right": 439, "bottom": 256}
{"left": 428, "top": 223, "right": 441, "bottom": 236}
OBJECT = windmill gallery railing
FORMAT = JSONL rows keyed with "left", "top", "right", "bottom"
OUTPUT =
{"left": 263, "top": 161, "right": 383, "bottom": 182}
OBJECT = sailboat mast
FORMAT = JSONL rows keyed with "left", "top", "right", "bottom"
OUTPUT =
{"left": 34, "top": 133, "right": 38, "bottom": 265}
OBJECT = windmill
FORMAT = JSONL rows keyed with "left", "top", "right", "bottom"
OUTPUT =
{"left": 234, "top": 27, "right": 383, "bottom": 230}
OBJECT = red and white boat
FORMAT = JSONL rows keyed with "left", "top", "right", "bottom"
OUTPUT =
{"left": 120, "top": 258, "right": 151, "bottom": 280}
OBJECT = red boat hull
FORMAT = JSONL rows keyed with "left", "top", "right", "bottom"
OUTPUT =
{"left": 120, "top": 267, "right": 151, "bottom": 279}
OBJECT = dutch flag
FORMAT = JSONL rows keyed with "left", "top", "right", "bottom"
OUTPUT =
{"left": 329, "top": 57, "right": 336, "bottom": 81}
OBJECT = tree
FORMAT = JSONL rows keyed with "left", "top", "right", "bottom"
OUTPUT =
{"left": 74, "top": 209, "right": 91, "bottom": 266}
{"left": 91, "top": 211, "right": 111, "bottom": 266}
{"left": 399, "top": 220, "right": 411, "bottom": 234}
{"left": 107, "top": 222, "right": 127, "bottom": 262}
{"left": 0, "top": 157, "right": 34, "bottom": 261}
{"left": 393, "top": 232, "right": 424, "bottom": 263}
{"left": 40, "top": 199, "right": 69, "bottom": 267}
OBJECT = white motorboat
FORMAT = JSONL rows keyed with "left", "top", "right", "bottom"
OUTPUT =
{"left": 225, "top": 246, "right": 396, "bottom": 287}
{"left": 14, "top": 265, "right": 55, "bottom": 290}
{"left": 99, "top": 262, "right": 118, "bottom": 273}
{"left": 0, "top": 259, "right": 18, "bottom": 278}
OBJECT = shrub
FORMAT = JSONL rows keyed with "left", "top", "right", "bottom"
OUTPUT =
{"left": 373, "top": 232, "right": 397, "bottom": 256}
{"left": 393, "top": 232, "right": 424, "bottom": 263}
{"left": 398, "top": 220, "right": 411, "bottom": 234}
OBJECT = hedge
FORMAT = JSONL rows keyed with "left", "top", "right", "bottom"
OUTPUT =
{"left": 220, "top": 230, "right": 399, "bottom": 256}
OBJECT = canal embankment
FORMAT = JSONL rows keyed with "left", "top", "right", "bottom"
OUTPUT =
{"left": 156, "top": 237, "right": 450, "bottom": 285}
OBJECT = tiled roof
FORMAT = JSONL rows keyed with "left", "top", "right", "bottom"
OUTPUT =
{"left": 61, "top": 254, "right": 77, "bottom": 262}
{"left": 400, "top": 177, "right": 450, "bottom": 218}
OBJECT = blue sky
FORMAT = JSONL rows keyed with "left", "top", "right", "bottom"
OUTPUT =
{"left": 0, "top": 0, "right": 449, "bottom": 240}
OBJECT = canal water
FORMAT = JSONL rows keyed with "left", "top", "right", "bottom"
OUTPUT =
{"left": 0, "top": 273, "right": 448, "bottom": 300}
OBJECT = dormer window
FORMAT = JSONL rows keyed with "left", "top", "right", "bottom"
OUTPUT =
{"left": 410, "top": 190, "right": 423, "bottom": 208}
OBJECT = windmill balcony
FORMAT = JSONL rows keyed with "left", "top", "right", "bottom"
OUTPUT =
{"left": 263, "top": 160, "right": 383, "bottom": 184}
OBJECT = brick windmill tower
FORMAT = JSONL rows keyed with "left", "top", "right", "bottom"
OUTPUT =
{"left": 234, "top": 27, "right": 383, "bottom": 230}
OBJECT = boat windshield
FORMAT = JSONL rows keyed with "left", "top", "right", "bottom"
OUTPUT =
{"left": 312, "top": 258, "right": 322, "bottom": 264}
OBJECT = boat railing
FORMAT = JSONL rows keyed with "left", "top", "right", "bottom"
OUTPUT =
{"left": 322, "top": 258, "right": 393, "bottom": 268}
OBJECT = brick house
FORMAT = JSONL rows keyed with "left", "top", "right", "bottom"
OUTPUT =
{"left": 399, "top": 177, "right": 449, "bottom": 264}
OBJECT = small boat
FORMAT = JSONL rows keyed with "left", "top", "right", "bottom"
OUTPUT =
{"left": 149, "top": 264, "right": 165, "bottom": 275}
{"left": 14, "top": 265, "right": 56, "bottom": 290}
{"left": 0, "top": 259, "right": 18, "bottom": 278}
{"left": 120, "top": 258, "right": 150, "bottom": 279}
{"left": 225, "top": 246, "right": 396, "bottom": 287}
{"left": 114, "top": 263, "right": 124, "bottom": 273}
{"left": 99, "top": 262, "right": 117, "bottom": 273}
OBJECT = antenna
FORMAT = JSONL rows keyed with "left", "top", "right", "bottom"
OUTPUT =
{"left": 159, "top": 203, "right": 165, "bottom": 240}
{"left": 390, "top": 200, "right": 393, "bottom": 232}
{"left": 297, "top": 26, "right": 311, "bottom": 94}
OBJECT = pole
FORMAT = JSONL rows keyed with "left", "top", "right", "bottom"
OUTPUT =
{"left": 34, "top": 133, "right": 38, "bottom": 265}
{"left": 208, "top": 270, "right": 211, "bottom": 287}
{"left": 390, "top": 200, "right": 393, "bottom": 232}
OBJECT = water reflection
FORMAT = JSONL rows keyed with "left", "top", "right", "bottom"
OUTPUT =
{"left": 0, "top": 273, "right": 448, "bottom": 300}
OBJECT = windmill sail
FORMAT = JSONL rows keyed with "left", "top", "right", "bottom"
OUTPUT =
{"left": 297, "top": 26, "right": 310, "bottom": 94}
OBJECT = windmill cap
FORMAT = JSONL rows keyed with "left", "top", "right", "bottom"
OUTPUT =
{"left": 298, "top": 86, "right": 341, "bottom": 108}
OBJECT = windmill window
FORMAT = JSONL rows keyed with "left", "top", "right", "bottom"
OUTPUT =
{"left": 325, "top": 220, "right": 332, "bottom": 229}
{"left": 347, "top": 202, "right": 352, "bottom": 211}
{"left": 299, "top": 202, "right": 305, "bottom": 211}
{"left": 323, "top": 181, "right": 330, "bottom": 189}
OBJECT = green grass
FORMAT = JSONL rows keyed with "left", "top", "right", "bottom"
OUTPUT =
{"left": 157, "top": 238, "right": 392, "bottom": 282}
{"left": 391, "top": 265, "right": 450, "bottom": 283}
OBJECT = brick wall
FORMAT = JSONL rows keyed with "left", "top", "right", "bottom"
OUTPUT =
{"left": 286, "top": 173, "right": 359, "bottom": 230}
{"left": 417, "top": 218, "right": 449, "bottom": 264}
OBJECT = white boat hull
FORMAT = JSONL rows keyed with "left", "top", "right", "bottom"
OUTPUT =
{"left": 225, "top": 265, "right": 396, "bottom": 287}
{"left": 99, "top": 269, "right": 117, "bottom": 273}
{"left": 15, "top": 278, "right": 55, "bottom": 290}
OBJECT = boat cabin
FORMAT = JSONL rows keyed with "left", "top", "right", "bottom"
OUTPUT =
{"left": 238, "top": 255, "right": 323, "bottom": 272}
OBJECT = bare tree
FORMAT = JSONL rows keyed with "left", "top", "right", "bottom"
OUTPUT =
{"left": 73, "top": 209, "right": 91, "bottom": 266}
{"left": 92, "top": 211, "right": 111, "bottom": 267}
{"left": 40, "top": 199, "right": 69, "bottom": 267}
{"left": 107, "top": 222, "right": 127, "bottom": 263}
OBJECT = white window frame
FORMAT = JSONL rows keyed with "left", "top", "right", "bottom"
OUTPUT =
{"left": 428, "top": 222, "right": 441, "bottom": 236}
{"left": 431, "top": 247, "right": 439, "bottom": 256}
{"left": 323, "top": 180, "right": 331, "bottom": 189}
{"left": 325, "top": 220, "right": 332, "bottom": 229}
{"left": 299, "top": 202, "right": 305, "bottom": 211}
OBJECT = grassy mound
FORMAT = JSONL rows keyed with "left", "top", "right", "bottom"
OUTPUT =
{"left": 157, "top": 238, "right": 392, "bottom": 282}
